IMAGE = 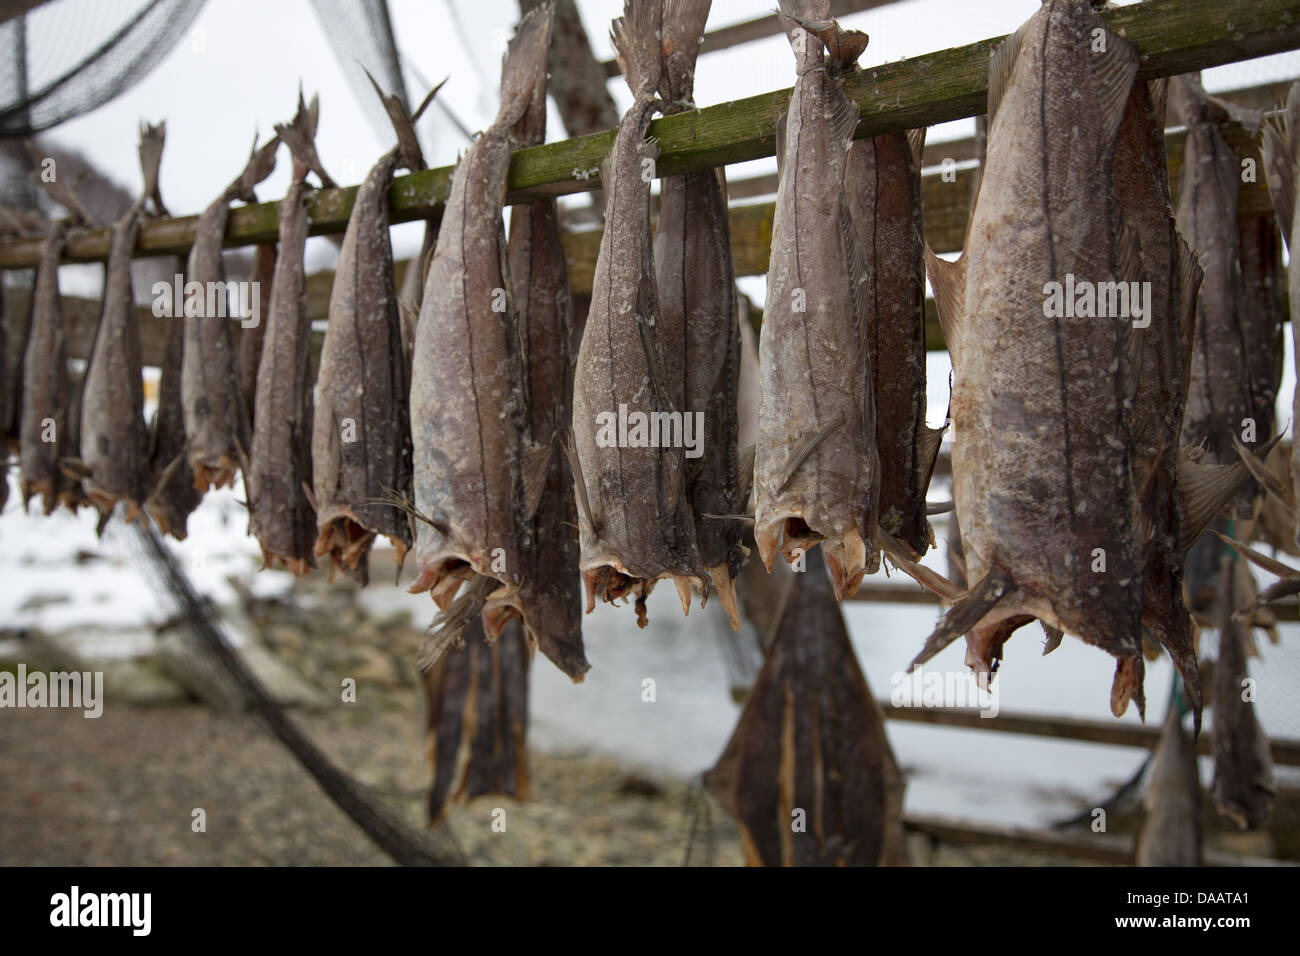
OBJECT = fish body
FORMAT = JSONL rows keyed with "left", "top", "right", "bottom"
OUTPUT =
{"left": 79, "top": 124, "right": 168, "bottom": 522}
{"left": 248, "top": 95, "right": 329, "bottom": 575}
{"left": 409, "top": 7, "right": 553, "bottom": 618}
{"left": 19, "top": 222, "right": 72, "bottom": 513}
{"left": 918, "top": 1, "right": 1146, "bottom": 713}
{"left": 570, "top": 0, "right": 706, "bottom": 622}
{"left": 237, "top": 243, "right": 275, "bottom": 418}
{"left": 845, "top": 127, "right": 937, "bottom": 558}
{"left": 653, "top": 0, "right": 748, "bottom": 627}
{"left": 423, "top": 616, "right": 530, "bottom": 824}
{"left": 312, "top": 151, "right": 411, "bottom": 581}
{"left": 754, "top": 1, "right": 877, "bottom": 600}
{"left": 182, "top": 137, "right": 278, "bottom": 493}
{"left": 508, "top": 51, "right": 589, "bottom": 679}
{"left": 147, "top": 260, "right": 202, "bottom": 540}
{"left": 705, "top": 546, "right": 906, "bottom": 866}
{"left": 1135, "top": 703, "right": 1202, "bottom": 867}
{"left": 1212, "top": 557, "right": 1276, "bottom": 829}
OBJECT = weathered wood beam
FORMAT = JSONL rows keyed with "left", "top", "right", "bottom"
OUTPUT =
{"left": 902, "top": 813, "right": 1296, "bottom": 866}
{"left": 0, "top": 0, "right": 1293, "bottom": 269}
{"left": 598, "top": 0, "right": 897, "bottom": 78}
{"left": 881, "top": 702, "right": 1300, "bottom": 766}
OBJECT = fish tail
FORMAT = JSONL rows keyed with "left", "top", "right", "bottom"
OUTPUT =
{"left": 611, "top": 0, "right": 664, "bottom": 103}
{"left": 778, "top": 1, "right": 868, "bottom": 73}
{"left": 232, "top": 131, "right": 280, "bottom": 204}
{"left": 497, "top": 3, "right": 554, "bottom": 136}
{"left": 136, "top": 121, "right": 168, "bottom": 216}
{"left": 366, "top": 71, "right": 445, "bottom": 169}
{"left": 658, "top": 0, "right": 710, "bottom": 107}
{"left": 274, "top": 88, "right": 335, "bottom": 188}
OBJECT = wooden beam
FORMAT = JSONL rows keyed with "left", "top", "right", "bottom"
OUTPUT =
{"left": 881, "top": 702, "right": 1300, "bottom": 767}
{"left": 902, "top": 813, "right": 1296, "bottom": 866}
{"left": 1, "top": 0, "right": 1294, "bottom": 269}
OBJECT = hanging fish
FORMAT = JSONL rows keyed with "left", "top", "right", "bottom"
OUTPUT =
{"left": 78, "top": 122, "right": 168, "bottom": 524}
{"left": 248, "top": 92, "right": 335, "bottom": 575}
{"left": 753, "top": 1, "right": 877, "bottom": 600}
{"left": 18, "top": 220, "right": 74, "bottom": 513}
{"left": 1112, "top": 78, "right": 1207, "bottom": 728}
{"left": 422, "top": 615, "right": 530, "bottom": 825}
{"left": 569, "top": 0, "right": 705, "bottom": 626}
{"left": 181, "top": 135, "right": 279, "bottom": 493}
{"left": 1134, "top": 701, "right": 1202, "bottom": 867}
{"left": 705, "top": 545, "right": 906, "bottom": 867}
{"left": 312, "top": 80, "right": 442, "bottom": 583}
{"left": 506, "top": 34, "right": 589, "bottom": 680}
{"left": 146, "top": 262, "right": 203, "bottom": 541}
{"left": 1174, "top": 75, "right": 1283, "bottom": 614}
{"left": 653, "top": 0, "right": 748, "bottom": 629}
{"left": 916, "top": 0, "right": 1149, "bottom": 715}
{"left": 844, "top": 125, "right": 942, "bottom": 559}
{"left": 408, "top": 6, "right": 553, "bottom": 631}
{"left": 237, "top": 242, "right": 276, "bottom": 418}
{"left": 1212, "top": 555, "right": 1275, "bottom": 829}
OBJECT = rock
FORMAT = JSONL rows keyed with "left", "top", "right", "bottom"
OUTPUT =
{"left": 156, "top": 629, "right": 331, "bottom": 711}
{"left": 24, "top": 628, "right": 188, "bottom": 706}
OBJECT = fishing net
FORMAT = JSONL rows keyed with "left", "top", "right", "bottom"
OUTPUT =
{"left": 306, "top": 0, "right": 409, "bottom": 144}
{"left": 0, "top": 0, "right": 206, "bottom": 139}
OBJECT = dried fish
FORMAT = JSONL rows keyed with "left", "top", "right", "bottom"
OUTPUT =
{"left": 507, "top": 40, "right": 589, "bottom": 679}
{"left": 182, "top": 135, "right": 279, "bottom": 493}
{"left": 312, "top": 82, "right": 441, "bottom": 582}
{"left": 917, "top": 0, "right": 1148, "bottom": 715}
{"left": 237, "top": 243, "right": 275, "bottom": 417}
{"left": 1134, "top": 702, "right": 1201, "bottom": 867}
{"left": 409, "top": 7, "right": 553, "bottom": 628}
{"left": 79, "top": 122, "right": 168, "bottom": 523}
{"left": 18, "top": 221, "right": 73, "bottom": 513}
{"left": 845, "top": 125, "right": 942, "bottom": 559}
{"left": 705, "top": 546, "right": 906, "bottom": 866}
{"left": 1212, "top": 556, "right": 1275, "bottom": 830}
{"left": 753, "top": 1, "right": 878, "bottom": 600}
{"left": 423, "top": 616, "right": 530, "bottom": 825}
{"left": 248, "top": 92, "right": 333, "bottom": 575}
{"left": 570, "top": 0, "right": 704, "bottom": 623}
{"left": 146, "top": 260, "right": 202, "bottom": 540}
{"left": 654, "top": 0, "right": 748, "bottom": 628}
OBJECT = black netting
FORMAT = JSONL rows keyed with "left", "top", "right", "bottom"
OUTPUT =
{"left": 307, "top": 0, "right": 409, "bottom": 144}
{"left": 0, "top": 0, "right": 206, "bottom": 138}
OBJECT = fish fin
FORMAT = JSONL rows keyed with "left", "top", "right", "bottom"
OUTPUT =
{"left": 235, "top": 132, "right": 281, "bottom": 204}
{"left": 907, "top": 567, "right": 1011, "bottom": 672}
{"left": 774, "top": 410, "right": 846, "bottom": 492}
{"left": 905, "top": 126, "right": 926, "bottom": 167}
{"left": 986, "top": 18, "right": 1029, "bottom": 123}
{"left": 917, "top": 421, "right": 947, "bottom": 496}
{"left": 275, "top": 88, "right": 336, "bottom": 188}
{"left": 1231, "top": 434, "right": 1297, "bottom": 516}
{"left": 736, "top": 442, "right": 756, "bottom": 505}
{"left": 1177, "top": 434, "right": 1283, "bottom": 548}
{"left": 137, "top": 120, "right": 168, "bottom": 216}
{"left": 925, "top": 247, "right": 965, "bottom": 357}
{"left": 1087, "top": 20, "right": 1139, "bottom": 151}
{"left": 1110, "top": 654, "right": 1145, "bottom": 721}
{"left": 672, "top": 574, "right": 693, "bottom": 617}
{"left": 787, "top": 14, "right": 869, "bottom": 72}
{"left": 1116, "top": 218, "right": 1146, "bottom": 406}
{"left": 1174, "top": 231, "right": 1203, "bottom": 379}
{"left": 659, "top": 0, "right": 711, "bottom": 105}
{"left": 498, "top": 3, "right": 553, "bottom": 136}
{"left": 1213, "top": 531, "right": 1298, "bottom": 581}
{"left": 879, "top": 528, "right": 962, "bottom": 602}
{"left": 707, "top": 563, "right": 742, "bottom": 632}
{"left": 1147, "top": 77, "right": 1169, "bottom": 130}
{"left": 366, "top": 69, "right": 445, "bottom": 171}
{"left": 826, "top": 79, "right": 862, "bottom": 154}
{"left": 521, "top": 438, "right": 553, "bottom": 521}
{"left": 1041, "top": 623, "right": 1064, "bottom": 656}
{"left": 563, "top": 427, "right": 598, "bottom": 538}
{"left": 611, "top": 0, "right": 663, "bottom": 102}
